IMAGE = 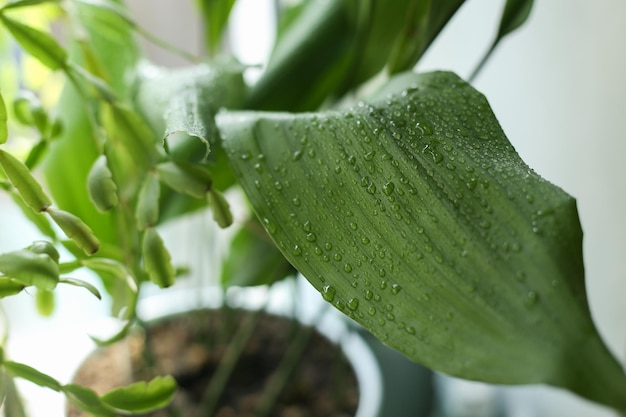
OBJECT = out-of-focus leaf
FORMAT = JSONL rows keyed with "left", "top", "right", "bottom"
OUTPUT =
{"left": 470, "top": 0, "right": 534, "bottom": 80}
{"left": 89, "top": 319, "right": 133, "bottom": 346}
{"left": 0, "top": 0, "right": 61, "bottom": 11}
{"left": 221, "top": 220, "right": 296, "bottom": 288}
{"left": 81, "top": 258, "right": 137, "bottom": 319}
{"left": 156, "top": 161, "right": 212, "bottom": 199}
{"left": 0, "top": 250, "right": 59, "bottom": 290}
{"left": 2, "top": 372, "right": 28, "bottom": 417}
{"left": 0, "top": 278, "right": 25, "bottom": 298}
{"left": 35, "top": 289, "right": 55, "bottom": 316}
{"left": 196, "top": 0, "right": 236, "bottom": 57}
{"left": 87, "top": 155, "right": 119, "bottom": 212}
{"left": 136, "top": 170, "right": 160, "bottom": 230}
{"left": 135, "top": 62, "right": 246, "bottom": 163}
{"left": 100, "top": 376, "right": 177, "bottom": 414}
{"left": 0, "top": 15, "right": 67, "bottom": 70}
{"left": 142, "top": 228, "right": 175, "bottom": 288}
{"left": 0, "top": 149, "right": 51, "bottom": 212}
{"left": 4, "top": 361, "right": 62, "bottom": 391}
{"left": 217, "top": 71, "right": 626, "bottom": 410}
{"left": 45, "top": 208, "right": 100, "bottom": 255}
{"left": 28, "top": 240, "right": 60, "bottom": 264}
{"left": 0, "top": 90, "right": 7, "bottom": 144}
{"left": 207, "top": 188, "right": 232, "bottom": 228}
{"left": 62, "top": 384, "right": 116, "bottom": 417}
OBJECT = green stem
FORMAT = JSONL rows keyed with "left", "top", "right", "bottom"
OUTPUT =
{"left": 198, "top": 308, "right": 264, "bottom": 416}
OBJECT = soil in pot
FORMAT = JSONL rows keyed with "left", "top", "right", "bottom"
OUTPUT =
{"left": 69, "top": 308, "right": 360, "bottom": 417}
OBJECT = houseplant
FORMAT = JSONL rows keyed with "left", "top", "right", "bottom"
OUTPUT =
{"left": 0, "top": 0, "right": 625, "bottom": 415}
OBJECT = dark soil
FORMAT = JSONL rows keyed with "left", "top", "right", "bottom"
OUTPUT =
{"left": 69, "top": 309, "right": 359, "bottom": 417}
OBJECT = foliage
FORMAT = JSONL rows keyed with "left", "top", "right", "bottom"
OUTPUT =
{"left": 0, "top": 0, "right": 624, "bottom": 415}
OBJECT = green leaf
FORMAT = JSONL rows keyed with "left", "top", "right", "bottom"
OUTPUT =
{"left": 221, "top": 220, "right": 296, "bottom": 288}
{"left": 100, "top": 376, "right": 177, "bottom": 414}
{"left": 470, "top": 0, "right": 534, "bottom": 80}
{"left": 89, "top": 319, "right": 133, "bottom": 346}
{"left": 59, "top": 277, "right": 102, "bottom": 300}
{"left": 136, "top": 170, "right": 161, "bottom": 230}
{"left": 0, "top": 0, "right": 62, "bottom": 11}
{"left": 142, "top": 228, "right": 175, "bottom": 288}
{"left": 0, "top": 249, "right": 59, "bottom": 290}
{"left": 217, "top": 71, "right": 626, "bottom": 410}
{"left": 135, "top": 62, "right": 247, "bottom": 163}
{"left": 4, "top": 361, "right": 62, "bottom": 391}
{"left": 35, "top": 288, "right": 55, "bottom": 316}
{"left": 196, "top": 0, "right": 236, "bottom": 56}
{"left": 62, "top": 384, "right": 116, "bottom": 417}
{"left": 0, "top": 277, "right": 25, "bottom": 298}
{"left": 45, "top": 208, "right": 100, "bottom": 255}
{"left": 207, "top": 188, "right": 232, "bottom": 228}
{"left": 0, "top": 15, "right": 67, "bottom": 70}
{"left": 0, "top": 149, "right": 52, "bottom": 212}
{"left": 2, "top": 372, "right": 28, "bottom": 417}
{"left": 29, "top": 240, "right": 60, "bottom": 264}
{"left": 0, "top": 90, "right": 7, "bottom": 144}
{"left": 87, "top": 155, "right": 119, "bottom": 212}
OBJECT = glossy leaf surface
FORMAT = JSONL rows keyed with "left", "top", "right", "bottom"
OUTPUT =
{"left": 0, "top": 250, "right": 59, "bottom": 290}
{"left": 218, "top": 71, "right": 626, "bottom": 409}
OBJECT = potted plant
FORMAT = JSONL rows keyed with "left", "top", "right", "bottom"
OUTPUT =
{"left": 0, "top": 0, "right": 624, "bottom": 416}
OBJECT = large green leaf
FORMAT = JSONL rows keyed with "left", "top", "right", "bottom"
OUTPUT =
{"left": 217, "top": 71, "right": 626, "bottom": 410}
{"left": 100, "top": 376, "right": 177, "bottom": 414}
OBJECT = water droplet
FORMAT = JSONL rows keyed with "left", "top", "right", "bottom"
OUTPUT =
{"left": 380, "top": 280, "right": 387, "bottom": 290}
{"left": 292, "top": 197, "right": 301, "bottom": 206}
{"left": 303, "top": 221, "right": 312, "bottom": 232}
{"left": 306, "top": 232, "right": 317, "bottom": 242}
{"left": 368, "top": 307, "right": 376, "bottom": 316}
{"left": 383, "top": 182, "right": 395, "bottom": 196}
{"left": 364, "top": 289, "right": 374, "bottom": 300}
{"left": 293, "top": 245, "right": 302, "bottom": 256}
{"left": 348, "top": 298, "right": 359, "bottom": 310}
{"left": 263, "top": 218, "right": 277, "bottom": 234}
{"left": 525, "top": 290, "right": 539, "bottom": 306}
{"left": 344, "top": 263, "right": 353, "bottom": 273}
{"left": 334, "top": 253, "right": 342, "bottom": 261}
{"left": 292, "top": 150, "right": 303, "bottom": 161}
{"left": 391, "top": 284, "right": 401, "bottom": 295}
{"left": 364, "top": 151, "right": 375, "bottom": 161}
{"left": 240, "top": 151, "right": 252, "bottom": 160}
{"left": 322, "top": 285, "right": 336, "bottom": 302}
{"left": 350, "top": 222, "right": 358, "bottom": 230}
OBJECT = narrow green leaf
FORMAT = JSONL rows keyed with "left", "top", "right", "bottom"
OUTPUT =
{"left": 218, "top": 71, "right": 626, "bottom": 410}
{"left": 0, "top": 15, "right": 67, "bottom": 70}
{"left": 45, "top": 207, "right": 100, "bottom": 255}
{"left": 0, "top": 250, "right": 59, "bottom": 290}
{"left": 100, "top": 376, "right": 177, "bottom": 414}
{"left": 207, "top": 188, "right": 232, "bottom": 228}
{"left": 470, "top": 0, "right": 534, "bottom": 80}
{"left": 0, "top": 0, "right": 62, "bottom": 11}
{"left": 24, "top": 140, "right": 48, "bottom": 170}
{"left": 0, "top": 90, "right": 8, "bottom": 144}
{"left": 87, "top": 155, "right": 119, "bottom": 212}
{"left": 221, "top": 220, "right": 296, "bottom": 288}
{"left": 0, "top": 149, "right": 51, "bottom": 212}
{"left": 0, "top": 277, "right": 25, "bottom": 298}
{"left": 59, "top": 277, "right": 102, "bottom": 300}
{"left": 156, "top": 161, "right": 212, "bottom": 199}
{"left": 35, "top": 288, "right": 55, "bottom": 316}
{"left": 142, "top": 228, "right": 175, "bottom": 288}
{"left": 2, "top": 372, "right": 28, "bottom": 417}
{"left": 62, "top": 384, "right": 116, "bottom": 417}
{"left": 89, "top": 319, "right": 133, "bottom": 346}
{"left": 135, "top": 170, "right": 160, "bottom": 230}
{"left": 196, "top": 0, "right": 236, "bottom": 56}
{"left": 4, "top": 361, "right": 62, "bottom": 391}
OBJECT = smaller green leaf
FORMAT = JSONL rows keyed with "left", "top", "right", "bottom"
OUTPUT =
{"left": 89, "top": 319, "right": 133, "bottom": 346}
{"left": 28, "top": 240, "right": 60, "bottom": 264}
{"left": 135, "top": 171, "right": 160, "bottom": 230}
{"left": 62, "top": 384, "right": 116, "bottom": 417}
{"left": 35, "top": 288, "right": 55, "bottom": 316}
{"left": 3, "top": 361, "right": 62, "bottom": 391}
{"left": 470, "top": 0, "right": 534, "bottom": 80}
{"left": 87, "top": 155, "right": 119, "bottom": 212}
{"left": 0, "top": 250, "right": 59, "bottom": 290}
{"left": 0, "top": 0, "right": 62, "bottom": 11}
{"left": 59, "top": 277, "right": 102, "bottom": 300}
{"left": 142, "top": 228, "right": 175, "bottom": 288}
{"left": 0, "top": 277, "right": 25, "bottom": 298}
{"left": 207, "top": 188, "right": 232, "bottom": 228}
{"left": 156, "top": 161, "right": 212, "bottom": 199}
{"left": 24, "top": 140, "right": 48, "bottom": 170}
{"left": 0, "top": 90, "right": 7, "bottom": 144}
{"left": 0, "top": 15, "right": 67, "bottom": 70}
{"left": 101, "top": 376, "right": 177, "bottom": 414}
{"left": 0, "top": 149, "right": 51, "bottom": 212}
{"left": 45, "top": 207, "right": 100, "bottom": 255}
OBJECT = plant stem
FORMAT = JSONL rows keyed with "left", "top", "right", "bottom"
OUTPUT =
{"left": 198, "top": 308, "right": 264, "bottom": 416}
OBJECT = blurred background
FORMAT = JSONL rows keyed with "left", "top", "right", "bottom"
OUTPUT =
{"left": 1, "top": 0, "right": 625, "bottom": 416}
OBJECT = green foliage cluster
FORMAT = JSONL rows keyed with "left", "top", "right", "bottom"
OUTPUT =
{"left": 0, "top": 0, "right": 624, "bottom": 415}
